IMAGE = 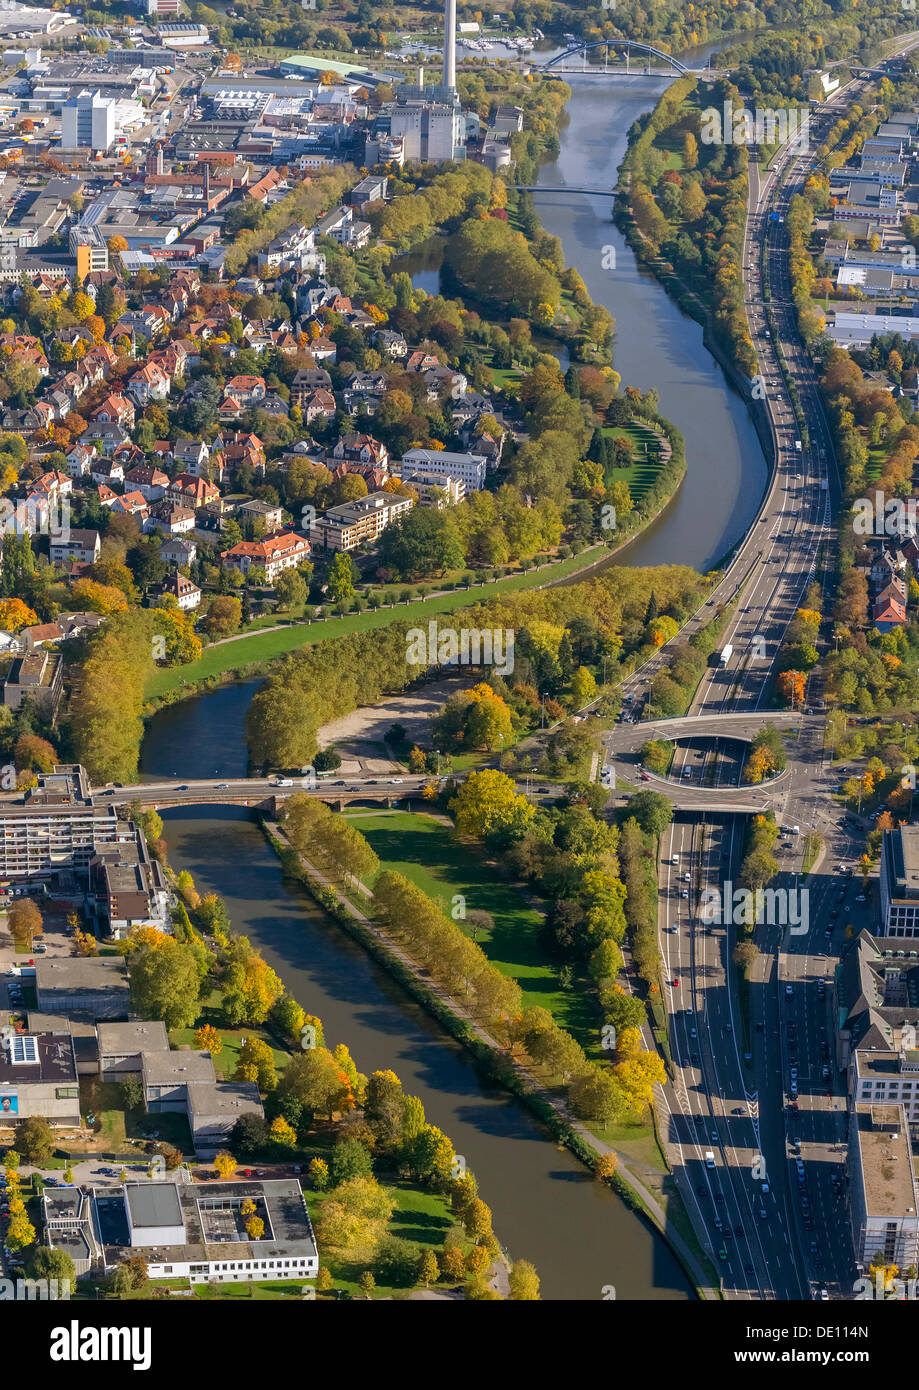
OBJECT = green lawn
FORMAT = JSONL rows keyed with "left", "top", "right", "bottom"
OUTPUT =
{"left": 144, "top": 545, "right": 615, "bottom": 701}
{"left": 168, "top": 1022, "right": 290, "bottom": 1081}
{"left": 604, "top": 423, "right": 669, "bottom": 503}
{"left": 350, "top": 810, "right": 595, "bottom": 1044}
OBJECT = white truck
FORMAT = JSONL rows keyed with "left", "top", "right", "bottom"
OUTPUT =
{"left": 794, "top": 439, "right": 802, "bottom": 452}
{"left": 720, "top": 644, "right": 733, "bottom": 666}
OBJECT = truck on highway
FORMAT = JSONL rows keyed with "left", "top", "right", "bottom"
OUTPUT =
{"left": 705, "top": 1151, "right": 716, "bottom": 1169}
{"left": 820, "top": 478, "right": 828, "bottom": 490}
{"left": 720, "top": 644, "right": 733, "bottom": 666}
{"left": 794, "top": 439, "right": 802, "bottom": 452}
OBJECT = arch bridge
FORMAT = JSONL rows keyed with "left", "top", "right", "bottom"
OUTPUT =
{"left": 540, "top": 40, "right": 690, "bottom": 76}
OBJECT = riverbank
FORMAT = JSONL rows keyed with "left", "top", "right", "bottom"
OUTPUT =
{"left": 263, "top": 816, "right": 716, "bottom": 1298}
{"left": 143, "top": 541, "right": 615, "bottom": 706}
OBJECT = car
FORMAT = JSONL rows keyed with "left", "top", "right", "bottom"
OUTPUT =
{"left": 43, "top": 1177, "right": 58, "bottom": 1186}
{"left": 723, "top": 1229, "right": 733, "bottom": 1241}
{"left": 856, "top": 894, "right": 866, "bottom": 903}
{"left": 790, "top": 1067, "right": 798, "bottom": 1079}
{"left": 695, "top": 1185, "right": 706, "bottom": 1198}
{"left": 801, "top": 1196, "right": 810, "bottom": 1210}
{"left": 719, "top": 1248, "right": 728, "bottom": 1261}
{"left": 33, "top": 944, "right": 45, "bottom": 953}
{"left": 672, "top": 978, "right": 680, "bottom": 987}
{"left": 762, "top": 1183, "right": 770, "bottom": 1195}
{"left": 715, "top": 1192, "right": 724, "bottom": 1204}
{"left": 639, "top": 772, "right": 650, "bottom": 781}
{"left": 681, "top": 890, "right": 689, "bottom": 899}
{"left": 816, "top": 1289, "right": 829, "bottom": 1301}
{"left": 744, "top": 1263, "right": 755, "bottom": 1276}
{"left": 734, "top": 1225, "right": 743, "bottom": 1237}
{"left": 176, "top": 784, "right": 189, "bottom": 791}
{"left": 788, "top": 1101, "right": 799, "bottom": 1111}
{"left": 274, "top": 778, "right": 293, "bottom": 788}
{"left": 732, "top": 1106, "right": 745, "bottom": 1115}
{"left": 711, "top": 1131, "right": 718, "bottom": 1143}
{"left": 390, "top": 778, "right": 404, "bottom": 785}
{"left": 102, "top": 788, "right": 116, "bottom": 796}
{"left": 537, "top": 786, "right": 551, "bottom": 794}
{"left": 214, "top": 783, "right": 229, "bottom": 790}
{"left": 684, "top": 872, "right": 691, "bottom": 882}
{"left": 785, "top": 984, "right": 793, "bottom": 995}
{"left": 755, "top": 1022, "right": 764, "bottom": 1032}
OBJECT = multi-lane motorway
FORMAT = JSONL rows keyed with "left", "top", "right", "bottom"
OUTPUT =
{"left": 606, "top": 47, "right": 919, "bottom": 1299}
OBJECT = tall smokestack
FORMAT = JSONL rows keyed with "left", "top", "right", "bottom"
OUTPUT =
{"left": 443, "top": 0, "right": 456, "bottom": 91}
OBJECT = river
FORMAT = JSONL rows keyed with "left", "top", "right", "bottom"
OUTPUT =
{"left": 142, "top": 55, "right": 774, "bottom": 1301}
{"left": 159, "top": 805, "right": 692, "bottom": 1301}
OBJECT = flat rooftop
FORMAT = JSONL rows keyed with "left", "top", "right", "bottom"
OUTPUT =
{"left": 853, "top": 1104, "right": 919, "bottom": 1216}
{"left": 0, "top": 1031, "right": 76, "bottom": 1083}
{"left": 97, "top": 1179, "right": 317, "bottom": 1266}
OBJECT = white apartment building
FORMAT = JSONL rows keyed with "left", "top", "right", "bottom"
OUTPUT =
{"left": 312, "top": 492, "right": 413, "bottom": 552}
{"left": 400, "top": 447, "right": 487, "bottom": 491}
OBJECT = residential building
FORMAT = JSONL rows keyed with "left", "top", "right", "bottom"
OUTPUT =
{"left": 312, "top": 491, "right": 413, "bottom": 552}
{"left": 400, "top": 446, "right": 487, "bottom": 491}
{"left": 152, "top": 570, "right": 201, "bottom": 611}
{"left": 0, "top": 649, "right": 63, "bottom": 718}
{"left": 220, "top": 531, "right": 311, "bottom": 583}
{"left": 49, "top": 528, "right": 100, "bottom": 567}
{"left": 123, "top": 465, "right": 169, "bottom": 501}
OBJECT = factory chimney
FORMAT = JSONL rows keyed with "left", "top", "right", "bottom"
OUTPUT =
{"left": 442, "top": 0, "right": 456, "bottom": 91}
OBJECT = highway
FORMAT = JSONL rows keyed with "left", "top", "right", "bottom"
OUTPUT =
{"left": 609, "top": 43, "right": 919, "bottom": 1300}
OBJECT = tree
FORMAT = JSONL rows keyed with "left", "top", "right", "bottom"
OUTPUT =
{"left": 594, "top": 1152, "right": 619, "bottom": 1182}
{"left": 203, "top": 595, "right": 242, "bottom": 635}
{"left": 315, "top": 1265, "right": 334, "bottom": 1293}
{"left": 246, "top": 1216, "right": 265, "bottom": 1239}
{"left": 358, "top": 1270, "right": 376, "bottom": 1298}
{"left": 625, "top": 790, "right": 674, "bottom": 837}
{"left": 269, "top": 1115, "right": 297, "bottom": 1147}
{"left": 25, "top": 1245, "right": 75, "bottom": 1285}
{"left": 235, "top": 1036, "right": 277, "bottom": 1092}
{"left": 449, "top": 769, "right": 534, "bottom": 844}
{"left": 8, "top": 898, "right": 42, "bottom": 948}
{"left": 16, "top": 1116, "right": 53, "bottom": 1165}
{"left": 418, "top": 1247, "right": 439, "bottom": 1287}
{"left": 508, "top": 1259, "right": 541, "bottom": 1300}
{"left": 120, "top": 1076, "right": 143, "bottom": 1111}
{"left": 128, "top": 939, "right": 201, "bottom": 1030}
{"left": 214, "top": 1150, "right": 237, "bottom": 1180}
{"left": 194, "top": 1024, "right": 223, "bottom": 1059}
{"left": 327, "top": 551, "right": 356, "bottom": 603}
{"left": 569, "top": 665, "right": 597, "bottom": 708}
{"left": 72, "top": 927, "right": 98, "bottom": 957}
{"left": 309, "top": 1157, "right": 330, "bottom": 1191}
{"left": 330, "top": 1138, "right": 373, "bottom": 1186}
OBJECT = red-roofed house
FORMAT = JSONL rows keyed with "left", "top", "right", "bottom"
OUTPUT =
{"left": 92, "top": 394, "right": 136, "bottom": 428}
{"left": 220, "top": 531, "right": 311, "bottom": 584}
